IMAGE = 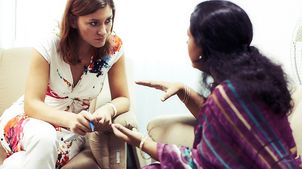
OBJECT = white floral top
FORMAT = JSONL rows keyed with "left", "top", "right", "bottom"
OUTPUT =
{"left": 0, "top": 33, "right": 123, "bottom": 129}
{"left": 36, "top": 33, "right": 124, "bottom": 114}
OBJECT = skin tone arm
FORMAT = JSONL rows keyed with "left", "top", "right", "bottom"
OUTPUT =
{"left": 92, "top": 55, "right": 130, "bottom": 131}
{"left": 135, "top": 81, "right": 205, "bottom": 118}
{"left": 108, "top": 55, "right": 130, "bottom": 114}
{"left": 24, "top": 49, "right": 93, "bottom": 135}
{"left": 181, "top": 84, "right": 205, "bottom": 118}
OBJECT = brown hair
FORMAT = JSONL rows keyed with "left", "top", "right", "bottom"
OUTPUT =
{"left": 58, "top": 0, "right": 115, "bottom": 64}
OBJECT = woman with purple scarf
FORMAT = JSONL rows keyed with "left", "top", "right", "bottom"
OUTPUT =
{"left": 111, "top": 0, "right": 302, "bottom": 168}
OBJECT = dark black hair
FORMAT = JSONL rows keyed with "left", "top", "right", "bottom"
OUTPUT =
{"left": 190, "top": 0, "right": 292, "bottom": 116}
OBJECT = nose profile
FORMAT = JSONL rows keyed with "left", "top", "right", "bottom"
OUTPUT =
{"left": 97, "top": 25, "right": 106, "bottom": 36}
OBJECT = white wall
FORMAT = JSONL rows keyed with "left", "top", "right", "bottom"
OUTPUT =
{"left": 232, "top": 0, "right": 302, "bottom": 80}
{"left": 114, "top": 0, "right": 202, "bottom": 133}
{"left": 14, "top": 0, "right": 66, "bottom": 47}
{"left": 0, "top": 0, "right": 66, "bottom": 48}
{"left": 0, "top": 0, "right": 16, "bottom": 48}
{"left": 0, "top": 0, "right": 302, "bottom": 133}
{"left": 113, "top": 0, "right": 302, "bottom": 132}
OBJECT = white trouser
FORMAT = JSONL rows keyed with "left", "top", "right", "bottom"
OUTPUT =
{"left": 0, "top": 118, "right": 58, "bottom": 169}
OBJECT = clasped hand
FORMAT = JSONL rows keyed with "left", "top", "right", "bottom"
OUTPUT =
{"left": 68, "top": 110, "right": 94, "bottom": 136}
{"left": 91, "top": 105, "right": 114, "bottom": 132}
{"left": 69, "top": 106, "right": 113, "bottom": 135}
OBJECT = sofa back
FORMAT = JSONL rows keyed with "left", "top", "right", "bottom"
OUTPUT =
{"left": 0, "top": 48, "right": 32, "bottom": 114}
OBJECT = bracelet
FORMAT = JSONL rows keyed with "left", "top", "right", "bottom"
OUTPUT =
{"left": 139, "top": 135, "right": 148, "bottom": 150}
{"left": 182, "top": 86, "right": 190, "bottom": 104}
{"left": 139, "top": 135, "right": 151, "bottom": 159}
{"left": 106, "top": 102, "right": 117, "bottom": 117}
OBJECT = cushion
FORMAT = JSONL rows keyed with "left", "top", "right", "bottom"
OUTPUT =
{"left": 290, "top": 101, "right": 302, "bottom": 156}
{"left": 0, "top": 48, "right": 32, "bottom": 114}
{"left": 147, "top": 114, "right": 197, "bottom": 147}
{"left": 61, "top": 148, "right": 99, "bottom": 169}
{"left": 289, "top": 85, "right": 302, "bottom": 156}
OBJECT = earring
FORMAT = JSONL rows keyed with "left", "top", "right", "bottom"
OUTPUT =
{"left": 198, "top": 55, "right": 203, "bottom": 60}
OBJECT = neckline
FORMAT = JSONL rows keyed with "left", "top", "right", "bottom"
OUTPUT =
{"left": 68, "top": 55, "right": 94, "bottom": 89}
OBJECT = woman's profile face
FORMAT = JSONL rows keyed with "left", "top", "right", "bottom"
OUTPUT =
{"left": 76, "top": 5, "right": 113, "bottom": 48}
{"left": 187, "top": 29, "right": 202, "bottom": 68}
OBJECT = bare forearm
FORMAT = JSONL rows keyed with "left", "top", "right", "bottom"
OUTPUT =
{"left": 140, "top": 138, "right": 158, "bottom": 161}
{"left": 24, "top": 99, "right": 75, "bottom": 128}
{"left": 178, "top": 86, "right": 205, "bottom": 118}
{"left": 92, "top": 96, "right": 130, "bottom": 120}
{"left": 108, "top": 96, "right": 130, "bottom": 116}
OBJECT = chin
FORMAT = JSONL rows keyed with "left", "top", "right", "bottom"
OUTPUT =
{"left": 192, "top": 64, "right": 200, "bottom": 69}
{"left": 92, "top": 42, "right": 106, "bottom": 48}
{"left": 191, "top": 61, "right": 203, "bottom": 70}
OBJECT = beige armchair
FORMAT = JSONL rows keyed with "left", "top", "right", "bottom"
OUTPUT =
{"left": 0, "top": 47, "right": 143, "bottom": 169}
{"left": 147, "top": 85, "right": 302, "bottom": 157}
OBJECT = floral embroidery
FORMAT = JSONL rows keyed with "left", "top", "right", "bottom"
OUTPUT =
{"left": 87, "top": 59, "right": 109, "bottom": 77}
{"left": 3, "top": 115, "right": 29, "bottom": 156}
{"left": 46, "top": 86, "right": 68, "bottom": 99}
{"left": 81, "top": 99, "right": 90, "bottom": 109}
{"left": 68, "top": 98, "right": 90, "bottom": 110}
{"left": 56, "top": 138, "right": 73, "bottom": 169}
{"left": 108, "top": 35, "right": 122, "bottom": 55}
{"left": 65, "top": 106, "right": 70, "bottom": 111}
{"left": 82, "top": 36, "right": 122, "bottom": 78}
{"left": 57, "top": 69, "right": 72, "bottom": 87}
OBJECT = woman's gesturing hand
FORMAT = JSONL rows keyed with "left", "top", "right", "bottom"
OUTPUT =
{"left": 136, "top": 80, "right": 184, "bottom": 102}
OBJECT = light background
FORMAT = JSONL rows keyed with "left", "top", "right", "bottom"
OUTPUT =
{"left": 0, "top": 0, "right": 302, "bottom": 133}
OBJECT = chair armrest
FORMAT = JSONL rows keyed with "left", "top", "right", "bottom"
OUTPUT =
{"left": 88, "top": 110, "right": 138, "bottom": 169}
{"left": 147, "top": 114, "right": 197, "bottom": 148}
{"left": 91, "top": 92, "right": 138, "bottom": 129}
{"left": 113, "top": 109, "right": 138, "bottom": 129}
{"left": 290, "top": 101, "right": 302, "bottom": 156}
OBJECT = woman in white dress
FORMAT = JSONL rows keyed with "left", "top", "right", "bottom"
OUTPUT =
{"left": 0, "top": 0, "right": 129, "bottom": 168}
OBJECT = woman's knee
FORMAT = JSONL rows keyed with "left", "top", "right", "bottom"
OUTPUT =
{"left": 22, "top": 118, "right": 58, "bottom": 150}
